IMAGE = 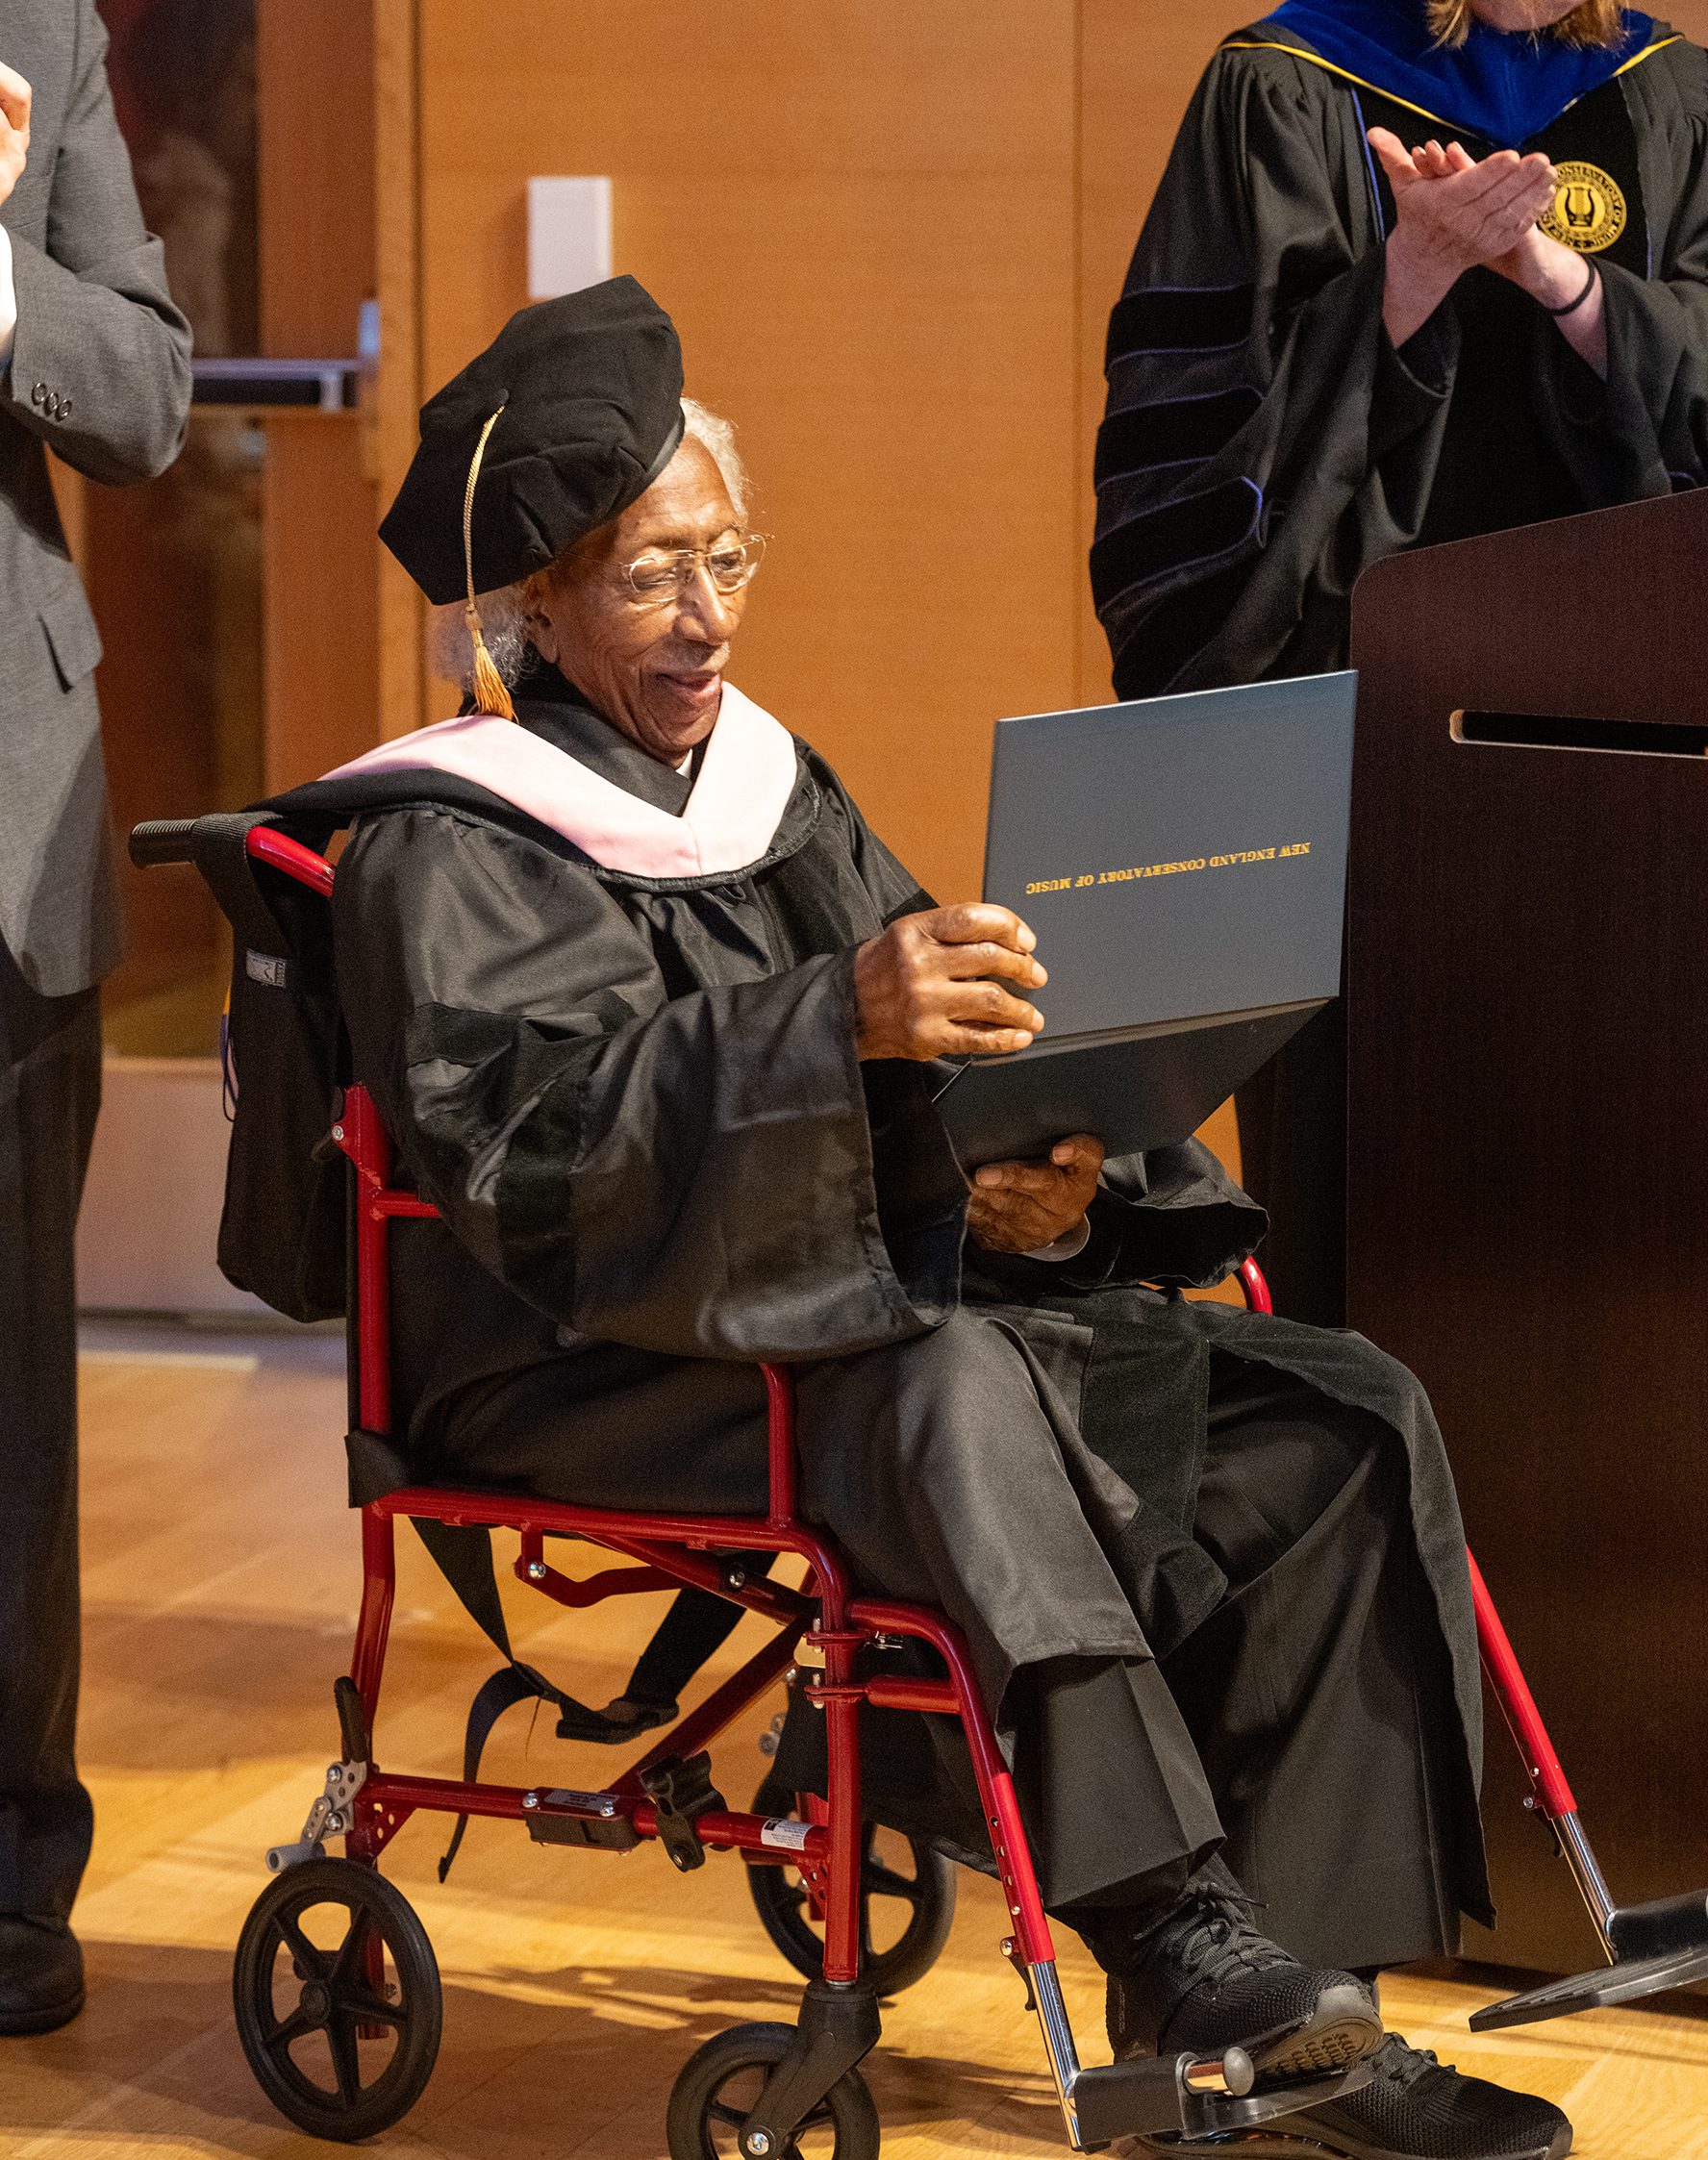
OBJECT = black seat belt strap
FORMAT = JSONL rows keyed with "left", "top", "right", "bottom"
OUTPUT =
{"left": 408, "top": 1519, "right": 609, "bottom": 1881}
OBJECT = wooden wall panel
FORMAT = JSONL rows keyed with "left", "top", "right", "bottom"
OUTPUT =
{"left": 260, "top": 417, "right": 384, "bottom": 792}
{"left": 374, "top": 0, "right": 426, "bottom": 742}
{"left": 257, "top": 0, "right": 377, "bottom": 357}
{"left": 256, "top": 0, "right": 382, "bottom": 789}
{"left": 1662, "top": 0, "right": 1708, "bottom": 44}
{"left": 416, "top": 2, "right": 1080, "bottom": 908}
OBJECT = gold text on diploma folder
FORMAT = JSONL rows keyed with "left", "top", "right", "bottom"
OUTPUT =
{"left": 1025, "top": 841, "right": 1313, "bottom": 897}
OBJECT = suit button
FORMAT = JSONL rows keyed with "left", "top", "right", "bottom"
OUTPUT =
{"left": 59, "top": 396, "right": 71, "bottom": 419}
{"left": 44, "top": 393, "right": 60, "bottom": 418}
{"left": 30, "top": 382, "right": 45, "bottom": 405}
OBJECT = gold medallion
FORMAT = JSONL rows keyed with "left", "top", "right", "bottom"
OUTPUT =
{"left": 1541, "top": 162, "right": 1627, "bottom": 254}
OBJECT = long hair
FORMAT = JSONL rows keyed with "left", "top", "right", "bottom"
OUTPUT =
{"left": 1426, "top": 0, "right": 1626, "bottom": 45}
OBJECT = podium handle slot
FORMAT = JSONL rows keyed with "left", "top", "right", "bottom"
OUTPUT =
{"left": 1452, "top": 711, "right": 1708, "bottom": 759}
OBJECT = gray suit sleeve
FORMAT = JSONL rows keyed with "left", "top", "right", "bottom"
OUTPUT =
{"left": 3, "top": 0, "right": 191, "bottom": 484}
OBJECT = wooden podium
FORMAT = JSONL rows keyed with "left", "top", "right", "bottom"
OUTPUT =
{"left": 1347, "top": 489, "right": 1708, "bottom": 1976}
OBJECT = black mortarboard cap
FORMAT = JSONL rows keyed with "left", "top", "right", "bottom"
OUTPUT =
{"left": 380, "top": 275, "right": 686, "bottom": 609}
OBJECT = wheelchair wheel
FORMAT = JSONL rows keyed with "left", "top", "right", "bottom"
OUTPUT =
{"left": 667, "top": 2020, "right": 880, "bottom": 2160}
{"left": 233, "top": 1855, "right": 442, "bottom": 2141}
{"left": 747, "top": 1786, "right": 955, "bottom": 1997}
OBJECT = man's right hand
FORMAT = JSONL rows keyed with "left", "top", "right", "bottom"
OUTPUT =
{"left": 0, "top": 63, "right": 31, "bottom": 212}
{"left": 853, "top": 904, "right": 1046, "bottom": 1062}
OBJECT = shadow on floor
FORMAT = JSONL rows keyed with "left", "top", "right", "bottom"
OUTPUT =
{"left": 0, "top": 1934, "right": 1068, "bottom": 2155}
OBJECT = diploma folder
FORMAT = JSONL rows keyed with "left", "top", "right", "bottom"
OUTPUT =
{"left": 932, "top": 673, "right": 1355, "bottom": 1168}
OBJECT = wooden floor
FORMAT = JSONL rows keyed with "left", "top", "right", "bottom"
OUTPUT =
{"left": 4, "top": 1327, "right": 1707, "bottom": 2158}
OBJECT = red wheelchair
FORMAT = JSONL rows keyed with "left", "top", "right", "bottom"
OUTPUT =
{"left": 129, "top": 815, "right": 1708, "bottom": 2157}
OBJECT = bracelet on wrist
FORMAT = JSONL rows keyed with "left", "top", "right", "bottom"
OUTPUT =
{"left": 1545, "top": 256, "right": 1599, "bottom": 319}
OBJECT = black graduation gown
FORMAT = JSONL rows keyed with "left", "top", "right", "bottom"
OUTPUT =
{"left": 330, "top": 681, "right": 1489, "bottom": 1935}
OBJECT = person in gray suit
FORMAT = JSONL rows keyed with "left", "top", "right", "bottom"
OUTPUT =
{"left": 0, "top": 3, "right": 191, "bottom": 2035}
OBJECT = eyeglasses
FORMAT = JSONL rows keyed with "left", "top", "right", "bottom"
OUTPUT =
{"left": 620, "top": 532, "right": 769, "bottom": 607}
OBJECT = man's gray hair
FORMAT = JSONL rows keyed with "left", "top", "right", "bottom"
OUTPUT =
{"left": 431, "top": 398, "right": 750, "bottom": 694}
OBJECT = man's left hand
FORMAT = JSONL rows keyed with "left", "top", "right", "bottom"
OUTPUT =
{"left": 967, "top": 1134, "right": 1103, "bottom": 1255}
{"left": 0, "top": 63, "right": 30, "bottom": 211}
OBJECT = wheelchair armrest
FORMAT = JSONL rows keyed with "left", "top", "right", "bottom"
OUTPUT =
{"left": 1237, "top": 1255, "right": 1273, "bottom": 1314}
{"left": 762, "top": 1364, "right": 800, "bottom": 1527}
{"left": 127, "top": 814, "right": 336, "bottom": 900}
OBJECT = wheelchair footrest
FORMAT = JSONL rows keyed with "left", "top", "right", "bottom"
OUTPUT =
{"left": 1070, "top": 2052, "right": 1374, "bottom": 2147}
{"left": 555, "top": 1694, "right": 677, "bottom": 1746}
{"left": 1469, "top": 1941, "right": 1708, "bottom": 2032}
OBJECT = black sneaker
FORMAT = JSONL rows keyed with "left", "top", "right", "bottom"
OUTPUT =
{"left": 1126, "top": 2035, "right": 1573, "bottom": 2159}
{"left": 1109, "top": 1885, "right": 1383, "bottom": 2084}
{"left": 1284, "top": 2037, "right": 1573, "bottom": 2159}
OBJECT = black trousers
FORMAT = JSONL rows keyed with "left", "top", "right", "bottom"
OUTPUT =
{"left": 439, "top": 1339, "right": 1469, "bottom": 1977}
{"left": 1062, "top": 1355, "right": 1466, "bottom": 1972}
{"left": 0, "top": 945, "right": 101, "bottom": 1923}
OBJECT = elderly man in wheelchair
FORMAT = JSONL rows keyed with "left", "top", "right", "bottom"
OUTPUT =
{"left": 178, "top": 281, "right": 1571, "bottom": 2160}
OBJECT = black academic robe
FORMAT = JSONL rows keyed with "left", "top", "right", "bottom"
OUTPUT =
{"left": 1092, "top": 19, "right": 1708, "bottom": 701}
{"left": 329, "top": 677, "right": 1488, "bottom": 1927}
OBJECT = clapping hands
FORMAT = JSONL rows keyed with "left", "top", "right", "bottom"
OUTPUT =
{"left": 1370, "top": 125, "right": 1558, "bottom": 286}
{"left": 1369, "top": 125, "right": 1604, "bottom": 364}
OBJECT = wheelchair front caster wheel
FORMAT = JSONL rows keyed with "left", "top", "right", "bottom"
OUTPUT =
{"left": 233, "top": 1855, "right": 442, "bottom": 2141}
{"left": 667, "top": 2021, "right": 881, "bottom": 2159}
{"left": 748, "top": 1786, "right": 955, "bottom": 1997}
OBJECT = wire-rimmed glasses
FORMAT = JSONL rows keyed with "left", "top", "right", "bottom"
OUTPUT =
{"left": 620, "top": 532, "right": 768, "bottom": 607}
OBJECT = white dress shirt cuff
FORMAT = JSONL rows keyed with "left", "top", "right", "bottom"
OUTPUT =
{"left": 0, "top": 226, "right": 16, "bottom": 370}
{"left": 1022, "top": 1214, "right": 1093, "bottom": 1265}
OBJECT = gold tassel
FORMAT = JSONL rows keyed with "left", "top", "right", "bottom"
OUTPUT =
{"left": 466, "top": 601, "right": 515, "bottom": 720}
{"left": 462, "top": 403, "right": 516, "bottom": 720}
